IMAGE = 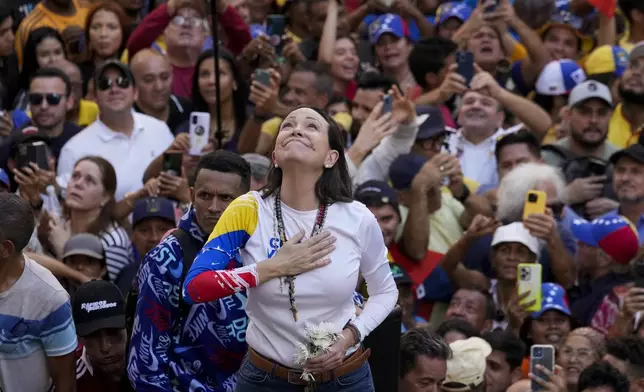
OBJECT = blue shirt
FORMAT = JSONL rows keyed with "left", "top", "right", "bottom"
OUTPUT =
{"left": 127, "top": 208, "right": 247, "bottom": 392}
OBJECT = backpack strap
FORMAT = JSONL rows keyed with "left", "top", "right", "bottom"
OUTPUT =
{"left": 172, "top": 228, "right": 203, "bottom": 320}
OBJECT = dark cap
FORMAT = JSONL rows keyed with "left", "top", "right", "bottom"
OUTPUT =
{"left": 72, "top": 280, "right": 126, "bottom": 337}
{"left": 63, "top": 233, "right": 105, "bottom": 260}
{"left": 10, "top": 126, "right": 51, "bottom": 158}
{"left": 132, "top": 197, "right": 176, "bottom": 227}
{"left": 390, "top": 263, "right": 412, "bottom": 285}
{"left": 610, "top": 144, "right": 644, "bottom": 165}
{"left": 416, "top": 105, "right": 447, "bottom": 141}
{"left": 389, "top": 153, "right": 428, "bottom": 190}
{"left": 354, "top": 180, "right": 400, "bottom": 213}
{"left": 95, "top": 60, "right": 135, "bottom": 86}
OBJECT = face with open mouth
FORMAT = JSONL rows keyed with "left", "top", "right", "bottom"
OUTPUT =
{"left": 530, "top": 310, "right": 571, "bottom": 348}
{"left": 375, "top": 34, "right": 412, "bottom": 71}
{"left": 467, "top": 25, "right": 503, "bottom": 68}
{"left": 331, "top": 37, "right": 359, "bottom": 82}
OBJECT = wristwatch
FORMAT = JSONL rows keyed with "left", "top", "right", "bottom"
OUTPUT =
{"left": 455, "top": 185, "right": 471, "bottom": 204}
{"left": 30, "top": 198, "right": 44, "bottom": 211}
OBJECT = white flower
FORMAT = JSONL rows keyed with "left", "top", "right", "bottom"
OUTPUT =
{"left": 293, "top": 322, "right": 344, "bottom": 382}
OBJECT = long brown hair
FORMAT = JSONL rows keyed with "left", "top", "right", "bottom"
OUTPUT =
{"left": 84, "top": 2, "right": 130, "bottom": 60}
{"left": 68, "top": 156, "right": 121, "bottom": 235}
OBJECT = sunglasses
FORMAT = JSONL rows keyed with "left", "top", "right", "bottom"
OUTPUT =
{"left": 97, "top": 76, "right": 131, "bottom": 91}
{"left": 171, "top": 15, "right": 204, "bottom": 28}
{"left": 28, "top": 93, "right": 62, "bottom": 106}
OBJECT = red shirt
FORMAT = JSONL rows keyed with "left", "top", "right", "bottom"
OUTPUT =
{"left": 76, "top": 346, "right": 129, "bottom": 392}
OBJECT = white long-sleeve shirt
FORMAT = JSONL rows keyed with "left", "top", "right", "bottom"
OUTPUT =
{"left": 184, "top": 191, "right": 398, "bottom": 368}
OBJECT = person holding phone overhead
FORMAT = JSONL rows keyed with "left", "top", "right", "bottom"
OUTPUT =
{"left": 183, "top": 105, "right": 398, "bottom": 391}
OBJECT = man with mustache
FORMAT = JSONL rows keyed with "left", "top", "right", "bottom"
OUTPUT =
{"left": 541, "top": 80, "right": 619, "bottom": 218}
{"left": 128, "top": 151, "right": 252, "bottom": 391}
{"left": 607, "top": 42, "right": 644, "bottom": 148}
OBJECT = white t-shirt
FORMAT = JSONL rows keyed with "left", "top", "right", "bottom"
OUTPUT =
{"left": 191, "top": 191, "right": 398, "bottom": 368}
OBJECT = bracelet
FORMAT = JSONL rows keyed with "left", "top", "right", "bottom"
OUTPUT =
{"left": 455, "top": 184, "right": 471, "bottom": 203}
{"left": 345, "top": 322, "right": 361, "bottom": 346}
{"left": 30, "top": 198, "right": 44, "bottom": 211}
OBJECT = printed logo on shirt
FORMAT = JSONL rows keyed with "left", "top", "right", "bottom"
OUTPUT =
{"left": 81, "top": 300, "right": 117, "bottom": 313}
{"left": 267, "top": 237, "right": 280, "bottom": 258}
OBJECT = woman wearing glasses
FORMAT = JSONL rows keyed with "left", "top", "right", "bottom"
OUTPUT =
{"left": 183, "top": 105, "right": 399, "bottom": 391}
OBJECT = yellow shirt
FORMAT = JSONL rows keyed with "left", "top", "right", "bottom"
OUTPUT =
{"left": 261, "top": 112, "right": 352, "bottom": 138}
{"left": 77, "top": 99, "right": 98, "bottom": 127}
{"left": 608, "top": 103, "right": 642, "bottom": 149}
{"left": 14, "top": 0, "right": 89, "bottom": 66}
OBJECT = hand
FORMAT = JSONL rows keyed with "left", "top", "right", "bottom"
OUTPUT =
{"left": 240, "top": 35, "right": 276, "bottom": 64}
{"left": 481, "top": 0, "right": 513, "bottom": 33}
{"left": 390, "top": 85, "right": 416, "bottom": 125}
{"left": 410, "top": 157, "right": 443, "bottom": 193}
{"left": 470, "top": 70, "right": 503, "bottom": 99}
{"left": 352, "top": 101, "right": 397, "bottom": 153}
{"left": 465, "top": 214, "right": 501, "bottom": 238}
{"left": 391, "top": 0, "right": 415, "bottom": 18}
{"left": 143, "top": 177, "right": 160, "bottom": 197}
{"left": 270, "top": 230, "right": 336, "bottom": 277}
{"left": 523, "top": 209, "right": 557, "bottom": 242}
{"left": 530, "top": 365, "right": 566, "bottom": 392}
{"left": 304, "top": 329, "right": 354, "bottom": 373}
{"left": 37, "top": 211, "right": 53, "bottom": 248}
{"left": 250, "top": 68, "right": 281, "bottom": 116}
{"left": 483, "top": 188, "right": 498, "bottom": 213}
{"left": 438, "top": 64, "right": 468, "bottom": 102}
{"left": 506, "top": 290, "right": 536, "bottom": 330}
{"left": 0, "top": 111, "right": 12, "bottom": 137}
{"left": 282, "top": 37, "right": 306, "bottom": 64}
{"left": 49, "top": 215, "right": 71, "bottom": 258}
{"left": 622, "top": 287, "right": 644, "bottom": 318}
{"left": 565, "top": 176, "right": 607, "bottom": 204}
{"left": 166, "top": 133, "right": 190, "bottom": 153}
{"left": 158, "top": 172, "right": 190, "bottom": 203}
{"left": 13, "top": 166, "right": 42, "bottom": 205}
{"left": 585, "top": 197, "right": 619, "bottom": 219}
{"left": 435, "top": 155, "right": 466, "bottom": 198}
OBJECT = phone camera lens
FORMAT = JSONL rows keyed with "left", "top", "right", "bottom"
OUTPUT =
{"left": 534, "top": 347, "right": 542, "bottom": 356}
{"left": 528, "top": 194, "right": 538, "bottom": 202}
{"left": 192, "top": 115, "right": 198, "bottom": 125}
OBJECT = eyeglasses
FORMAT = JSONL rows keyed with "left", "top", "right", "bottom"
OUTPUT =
{"left": 28, "top": 93, "right": 62, "bottom": 106}
{"left": 97, "top": 76, "right": 131, "bottom": 91}
{"left": 171, "top": 15, "right": 204, "bottom": 28}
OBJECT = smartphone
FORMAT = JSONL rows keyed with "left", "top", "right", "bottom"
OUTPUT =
{"left": 456, "top": 51, "right": 474, "bottom": 87}
{"left": 530, "top": 345, "right": 555, "bottom": 391}
{"left": 162, "top": 152, "right": 183, "bottom": 177}
{"left": 16, "top": 141, "right": 49, "bottom": 170}
{"left": 517, "top": 264, "right": 542, "bottom": 312}
{"left": 632, "top": 261, "right": 644, "bottom": 288}
{"left": 266, "top": 14, "right": 286, "bottom": 56}
{"left": 483, "top": 0, "right": 499, "bottom": 13}
{"left": 382, "top": 94, "right": 392, "bottom": 114}
{"left": 587, "top": 159, "right": 608, "bottom": 177}
{"left": 188, "top": 112, "right": 211, "bottom": 156}
{"left": 523, "top": 190, "right": 547, "bottom": 220}
{"left": 253, "top": 69, "right": 271, "bottom": 87}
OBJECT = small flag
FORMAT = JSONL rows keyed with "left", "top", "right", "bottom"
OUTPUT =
{"left": 588, "top": 0, "right": 617, "bottom": 18}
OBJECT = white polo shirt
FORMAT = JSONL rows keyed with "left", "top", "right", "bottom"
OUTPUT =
{"left": 57, "top": 112, "right": 174, "bottom": 201}
{"left": 446, "top": 124, "right": 523, "bottom": 187}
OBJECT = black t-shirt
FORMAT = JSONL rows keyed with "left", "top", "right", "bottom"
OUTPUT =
{"left": 134, "top": 95, "right": 192, "bottom": 135}
{"left": 0, "top": 54, "right": 19, "bottom": 110}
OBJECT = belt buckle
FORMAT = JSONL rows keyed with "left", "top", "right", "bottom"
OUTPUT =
{"left": 287, "top": 369, "right": 304, "bottom": 384}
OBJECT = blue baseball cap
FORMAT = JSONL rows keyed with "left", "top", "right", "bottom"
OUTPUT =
{"left": 0, "top": 168, "right": 9, "bottom": 189}
{"left": 132, "top": 197, "right": 176, "bottom": 227}
{"left": 531, "top": 283, "right": 571, "bottom": 319}
{"left": 354, "top": 180, "right": 400, "bottom": 214}
{"left": 436, "top": 2, "right": 472, "bottom": 25}
{"left": 369, "top": 14, "right": 410, "bottom": 44}
{"left": 389, "top": 154, "right": 427, "bottom": 190}
{"left": 571, "top": 214, "right": 639, "bottom": 264}
{"left": 416, "top": 105, "right": 447, "bottom": 141}
{"left": 535, "top": 59, "right": 587, "bottom": 96}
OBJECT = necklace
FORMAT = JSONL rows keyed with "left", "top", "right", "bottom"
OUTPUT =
{"left": 274, "top": 188, "right": 328, "bottom": 322}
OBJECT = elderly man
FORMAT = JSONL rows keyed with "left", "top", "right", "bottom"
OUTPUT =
{"left": 131, "top": 49, "right": 191, "bottom": 134}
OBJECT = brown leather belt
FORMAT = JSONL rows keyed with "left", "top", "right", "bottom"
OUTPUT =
{"left": 248, "top": 346, "right": 371, "bottom": 385}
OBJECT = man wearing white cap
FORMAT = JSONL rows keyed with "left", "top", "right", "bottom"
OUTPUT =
{"left": 542, "top": 80, "right": 620, "bottom": 217}
{"left": 442, "top": 337, "right": 492, "bottom": 392}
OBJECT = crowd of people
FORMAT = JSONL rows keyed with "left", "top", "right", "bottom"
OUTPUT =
{"left": 2, "top": 0, "right": 644, "bottom": 391}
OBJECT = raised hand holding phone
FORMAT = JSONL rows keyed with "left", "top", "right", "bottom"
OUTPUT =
{"left": 188, "top": 112, "right": 210, "bottom": 156}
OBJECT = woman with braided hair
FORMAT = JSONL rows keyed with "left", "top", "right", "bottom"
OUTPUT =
{"left": 183, "top": 100, "right": 407, "bottom": 391}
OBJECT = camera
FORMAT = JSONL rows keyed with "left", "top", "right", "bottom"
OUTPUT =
{"left": 533, "top": 347, "right": 543, "bottom": 358}
{"left": 528, "top": 193, "right": 538, "bottom": 203}
{"left": 520, "top": 267, "right": 531, "bottom": 281}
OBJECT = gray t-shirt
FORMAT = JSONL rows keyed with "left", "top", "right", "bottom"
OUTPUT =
{"left": 0, "top": 256, "right": 77, "bottom": 392}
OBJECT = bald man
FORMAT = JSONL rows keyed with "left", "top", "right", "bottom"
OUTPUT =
{"left": 131, "top": 49, "right": 191, "bottom": 134}
{"left": 53, "top": 59, "right": 99, "bottom": 127}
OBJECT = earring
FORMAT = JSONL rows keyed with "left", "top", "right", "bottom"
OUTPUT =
{"left": 274, "top": 163, "right": 279, "bottom": 168}
{"left": 325, "top": 164, "right": 332, "bottom": 169}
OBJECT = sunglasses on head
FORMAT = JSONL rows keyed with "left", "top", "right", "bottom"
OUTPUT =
{"left": 97, "top": 76, "right": 131, "bottom": 91}
{"left": 28, "top": 93, "right": 62, "bottom": 106}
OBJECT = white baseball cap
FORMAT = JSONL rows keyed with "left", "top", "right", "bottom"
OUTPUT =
{"left": 491, "top": 222, "right": 540, "bottom": 258}
{"left": 568, "top": 80, "right": 613, "bottom": 108}
{"left": 443, "top": 337, "right": 492, "bottom": 391}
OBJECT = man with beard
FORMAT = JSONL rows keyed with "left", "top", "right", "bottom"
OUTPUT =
{"left": 542, "top": 81, "right": 619, "bottom": 217}
{"left": 608, "top": 43, "right": 644, "bottom": 148}
{"left": 608, "top": 144, "right": 644, "bottom": 238}
{"left": 73, "top": 280, "right": 131, "bottom": 391}
{"left": 128, "top": 151, "right": 252, "bottom": 391}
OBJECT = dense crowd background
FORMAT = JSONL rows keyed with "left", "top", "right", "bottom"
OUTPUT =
{"left": 2, "top": 0, "right": 644, "bottom": 391}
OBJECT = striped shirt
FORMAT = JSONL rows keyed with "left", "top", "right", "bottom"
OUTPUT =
{"left": 100, "top": 223, "right": 134, "bottom": 282}
{"left": 0, "top": 256, "right": 78, "bottom": 392}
